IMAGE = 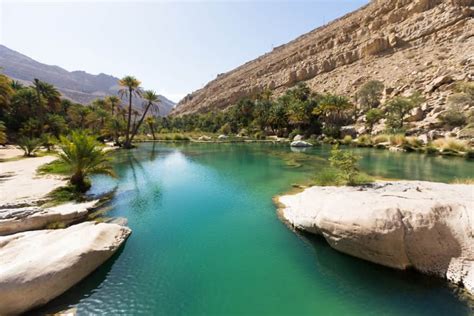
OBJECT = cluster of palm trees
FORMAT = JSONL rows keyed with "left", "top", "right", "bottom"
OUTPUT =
{"left": 118, "top": 76, "right": 160, "bottom": 148}
{"left": 0, "top": 72, "right": 161, "bottom": 149}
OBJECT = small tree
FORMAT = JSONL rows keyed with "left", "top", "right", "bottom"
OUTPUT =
{"left": 356, "top": 80, "right": 384, "bottom": 110}
{"left": 385, "top": 92, "right": 424, "bottom": 131}
{"left": 365, "top": 108, "right": 384, "bottom": 133}
{"left": 329, "top": 144, "right": 361, "bottom": 185}
{"left": 58, "top": 131, "right": 115, "bottom": 192}
{"left": 18, "top": 137, "right": 41, "bottom": 157}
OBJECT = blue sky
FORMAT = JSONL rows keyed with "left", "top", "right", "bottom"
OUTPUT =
{"left": 1, "top": 0, "right": 368, "bottom": 102}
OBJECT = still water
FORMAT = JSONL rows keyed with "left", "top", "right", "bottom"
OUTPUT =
{"left": 40, "top": 143, "right": 474, "bottom": 315}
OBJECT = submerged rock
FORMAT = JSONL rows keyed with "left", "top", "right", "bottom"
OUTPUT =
{"left": 290, "top": 140, "right": 313, "bottom": 148}
{"left": 0, "top": 221, "right": 131, "bottom": 315}
{"left": 278, "top": 181, "right": 474, "bottom": 294}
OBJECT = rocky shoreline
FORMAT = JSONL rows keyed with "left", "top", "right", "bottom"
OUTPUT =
{"left": 276, "top": 181, "right": 474, "bottom": 296}
{"left": 0, "top": 154, "right": 131, "bottom": 315}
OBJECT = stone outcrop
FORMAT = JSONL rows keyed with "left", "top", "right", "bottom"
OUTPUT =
{"left": 0, "top": 221, "right": 131, "bottom": 315}
{"left": 277, "top": 181, "right": 474, "bottom": 294}
{"left": 173, "top": 0, "right": 474, "bottom": 135}
{"left": 0, "top": 200, "right": 98, "bottom": 236}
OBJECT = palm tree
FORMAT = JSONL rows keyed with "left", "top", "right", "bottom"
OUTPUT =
{"left": 118, "top": 76, "right": 141, "bottom": 148}
{"left": 0, "top": 121, "right": 7, "bottom": 145}
{"left": 130, "top": 90, "right": 160, "bottom": 143}
{"left": 106, "top": 95, "right": 120, "bottom": 116}
{"left": 145, "top": 116, "right": 157, "bottom": 140}
{"left": 58, "top": 131, "right": 115, "bottom": 192}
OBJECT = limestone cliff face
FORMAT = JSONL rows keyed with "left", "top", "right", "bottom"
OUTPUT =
{"left": 173, "top": 0, "right": 474, "bottom": 120}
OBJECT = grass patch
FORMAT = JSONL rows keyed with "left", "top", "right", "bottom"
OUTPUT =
{"left": 313, "top": 167, "right": 374, "bottom": 186}
{"left": 37, "top": 159, "right": 71, "bottom": 175}
{"left": 43, "top": 185, "right": 85, "bottom": 206}
{"left": 432, "top": 138, "right": 469, "bottom": 153}
{"left": 451, "top": 178, "right": 474, "bottom": 184}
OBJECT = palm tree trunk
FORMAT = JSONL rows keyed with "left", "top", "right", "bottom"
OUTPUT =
{"left": 150, "top": 123, "right": 156, "bottom": 140}
{"left": 130, "top": 102, "right": 152, "bottom": 143}
{"left": 125, "top": 88, "right": 133, "bottom": 148}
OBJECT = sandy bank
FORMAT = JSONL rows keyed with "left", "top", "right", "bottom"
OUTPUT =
{"left": 0, "top": 155, "right": 65, "bottom": 207}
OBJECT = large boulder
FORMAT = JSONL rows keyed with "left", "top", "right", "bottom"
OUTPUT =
{"left": 0, "top": 200, "right": 98, "bottom": 236}
{"left": 0, "top": 222, "right": 131, "bottom": 315}
{"left": 278, "top": 181, "right": 474, "bottom": 294}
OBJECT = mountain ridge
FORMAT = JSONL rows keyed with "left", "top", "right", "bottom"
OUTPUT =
{"left": 0, "top": 45, "right": 175, "bottom": 115}
{"left": 172, "top": 0, "right": 474, "bottom": 128}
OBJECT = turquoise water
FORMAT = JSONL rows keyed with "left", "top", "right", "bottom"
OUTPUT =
{"left": 40, "top": 143, "right": 474, "bottom": 315}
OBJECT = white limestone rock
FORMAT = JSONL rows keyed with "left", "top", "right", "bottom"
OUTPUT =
{"left": 0, "top": 221, "right": 131, "bottom": 315}
{"left": 278, "top": 181, "right": 474, "bottom": 294}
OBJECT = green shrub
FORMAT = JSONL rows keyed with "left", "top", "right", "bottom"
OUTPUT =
{"left": 254, "top": 131, "right": 266, "bottom": 140}
{"left": 372, "top": 134, "right": 389, "bottom": 144}
{"left": 219, "top": 123, "right": 232, "bottom": 135}
{"left": 329, "top": 144, "right": 363, "bottom": 186}
{"left": 288, "top": 129, "right": 302, "bottom": 140}
{"left": 356, "top": 134, "right": 372, "bottom": 147}
{"left": 313, "top": 168, "right": 344, "bottom": 186}
{"left": 341, "top": 135, "right": 353, "bottom": 145}
{"left": 18, "top": 137, "right": 42, "bottom": 157}
{"left": 433, "top": 138, "right": 469, "bottom": 152}
{"left": 389, "top": 134, "right": 406, "bottom": 146}
{"left": 438, "top": 107, "right": 467, "bottom": 129}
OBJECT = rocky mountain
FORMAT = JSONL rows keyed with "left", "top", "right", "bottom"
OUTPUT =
{"left": 173, "top": 0, "right": 473, "bottom": 132}
{"left": 0, "top": 45, "right": 175, "bottom": 116}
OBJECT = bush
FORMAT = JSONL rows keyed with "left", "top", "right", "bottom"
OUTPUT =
{"left": 254, "top": 131, "right": 266, "bottom": 140}
{"left": 18, "top": 137, "right": 42, "bottom": 157}
{"left": 432, "top": 138, "right": 469, "bottom": 152}
{"left": 173, "top": 134, "right": 190, "bottom": 141}
{"left": 328, "top": 144, "right": 363, "bottom": 186}
{"left": 219, "top": 123, "right": 231, "bottom": 135}
{"left": 372, "top": 134, "right": 389, "bottom": 144}
{"left": 288, "top": 129, "right": 302, "bottom": 141}
{"left": 438, "top": 108, "right": 467, "bottom": 129}
{"left": 356, "top": 134, "right": 372, "bottom": 147}
{"left": 322, "top": 125, "right": 341, "bottom": 139}
{"left": 341, "top": 135, "right": 353, "bottom": 145}
{"left": 389, "top": 134, "right": 406, "bottom": 146}
{"left": 313, "top": 168, "right": 344, "bottom": 186}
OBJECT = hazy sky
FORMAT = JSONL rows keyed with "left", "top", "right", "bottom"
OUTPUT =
{"left": 1, "top": 0, "right": 367, "bottom": 102}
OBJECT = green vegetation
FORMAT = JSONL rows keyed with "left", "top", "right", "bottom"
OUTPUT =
{"left": 0, "top": 70, "right": 471, "bottom": 159}
{"left": 45, "top": 185, "right": 85, "bottom": 206}
{"left": 18, "top": 137, "right": 41, "bottom": 157}
{"left": 385, "top": 92, "right": 424, "bottom": 132}
{"left": 38, "top": 159, "right": 71, "bottom": 175}
{"left": 58, "top": 131, "right": 115, "bottom": 192}
{"left": 313, "top": 145, "right": 373, "bottom": 186}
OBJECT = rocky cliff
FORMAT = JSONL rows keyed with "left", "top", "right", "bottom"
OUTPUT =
{"left": 173, "top": 0, "right": 474, "bottom": 128}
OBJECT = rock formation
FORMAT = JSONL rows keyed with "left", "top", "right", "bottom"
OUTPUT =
{"left": 277, "top": 181, "right": 474, "bottom": 295}
{"left": 173, "top": 0, "right": 473, "bottom": 135}
{"left": 0, "top": 200, "right": 98, "bottom": 235}
{"left": 0, "top": 221, "right": 131, "bottom": 315}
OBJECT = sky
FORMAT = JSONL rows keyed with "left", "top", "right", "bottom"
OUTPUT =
{"left": 0, "top": 0, "right": 368, "bottom": 102}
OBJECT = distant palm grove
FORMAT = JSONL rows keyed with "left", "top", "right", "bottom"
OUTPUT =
{"left": 0, "top": 71, "right": 472, "bottom": 152}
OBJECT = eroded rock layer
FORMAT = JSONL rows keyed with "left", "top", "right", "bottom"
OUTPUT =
{"left": 174, "top": 0, "right": 474, "bottom": 128}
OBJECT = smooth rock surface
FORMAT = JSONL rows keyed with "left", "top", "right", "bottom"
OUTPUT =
{"left": 0, "top": 221, "right": 131, "bottom": 315}
{"left": 0, "top": 200, "right": 98, "bottom": 236}
{"left": 278, "top": 181, "right": 474, "bottom": 294}
{"left": 290, "top": 140, "right": 313, "bottom": 147}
